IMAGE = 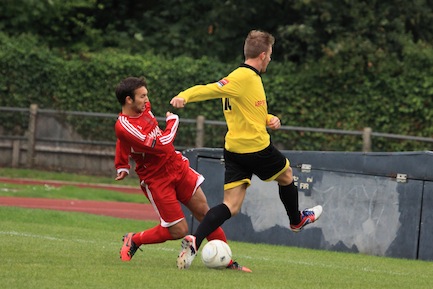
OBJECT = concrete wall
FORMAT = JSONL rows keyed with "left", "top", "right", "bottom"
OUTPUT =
{"left": 182, "top": 149, "right": 433, "bottom": 261}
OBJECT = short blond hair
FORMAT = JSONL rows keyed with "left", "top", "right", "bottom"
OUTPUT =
{"left": 243, "top": 30, "right": 275, "bottom": 59}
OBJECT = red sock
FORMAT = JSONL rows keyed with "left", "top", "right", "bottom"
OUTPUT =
{"left": 206, "top": 227, "right": 227, "bottom": 243}
{"left": 132, "top": 225, "right": 173, "bottom": 246}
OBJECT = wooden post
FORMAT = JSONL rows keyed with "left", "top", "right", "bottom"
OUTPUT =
{"left": 27, "top": 104, "right": 38, "bottom": 168}
{"left": 196, "top": 115, "right": 205, "bottom": 148}
{"left": 11, "top": 140, "right": 20, "bottom": 168}
{"left": 362, "top": 127, "right": 372, "bottom": 152}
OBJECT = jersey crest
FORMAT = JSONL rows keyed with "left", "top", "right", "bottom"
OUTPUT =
{"left": 217, "top": 78, "right": 229, "bottom": 87}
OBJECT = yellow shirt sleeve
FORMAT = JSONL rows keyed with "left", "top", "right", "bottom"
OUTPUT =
{"left": 178, "top": 66, "right": 272, "bottom": 153}
{"left": 267, "top": 114, "right": 276, "bottom": 124}
{"left": 178, "top": 74, "right": 245, "bottom": 103}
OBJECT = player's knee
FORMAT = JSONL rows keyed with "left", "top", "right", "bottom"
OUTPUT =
{"left": 195, "top": 205, "right": 210, "bottom": 222}
{"left": 227, "top": 203, "right": 241, "bottom": 216}
{"left": 277, "top": 167, "right": 294, "bottom": 185}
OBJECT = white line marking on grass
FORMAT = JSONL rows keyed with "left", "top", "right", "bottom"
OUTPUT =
{"left": 0, "top": 230, "right": 179, "bottom": 251}
{"left": 0, "top": 231, "right": 98, "bottom": 244}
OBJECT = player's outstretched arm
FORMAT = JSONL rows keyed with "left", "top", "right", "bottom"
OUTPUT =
{"left": 161, "top": 113, "right": 179, "bottom": 144}
{"left": 114, "top": 138, "right": 131, "bottom": 180}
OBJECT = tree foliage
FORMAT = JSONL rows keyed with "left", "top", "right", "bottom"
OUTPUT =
{"left": 2, "top": 0, "right": 433, "bottom": 62}
{"left": 0, "top": 0, "right": 432, "bottom": 151}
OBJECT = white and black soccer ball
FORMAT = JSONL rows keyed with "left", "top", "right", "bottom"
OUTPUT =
{"left": 201, "top": 240, "right": 232, "bottom": 269}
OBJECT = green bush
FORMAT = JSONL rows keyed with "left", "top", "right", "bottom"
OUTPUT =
{"left": 0, "top": 33, "right": 432, "bottom": 151}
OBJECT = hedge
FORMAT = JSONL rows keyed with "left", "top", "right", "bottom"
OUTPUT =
{"left": 1, "top": 33, "right": 432, "bottom": 151}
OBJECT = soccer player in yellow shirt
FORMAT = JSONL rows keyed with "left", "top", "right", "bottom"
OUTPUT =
{"left": 171, "top": 30, "right": 323, "bottom": 270}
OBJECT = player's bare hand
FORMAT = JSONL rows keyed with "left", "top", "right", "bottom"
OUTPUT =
{"left": 170, "top": 97, "right": 186, "bottom": 108}
{"left": 115, "top": 171, "right": 128, "bottom": 181}
{"left": 267, "top": 116, "right": 281, "bottom": 130}
{"left": 166, "top": 111, "right": 174, "bottom": 117}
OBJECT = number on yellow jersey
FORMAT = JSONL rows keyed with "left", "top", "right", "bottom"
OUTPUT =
{"left": 224, "top": 98, "right": 232, "bottom": 111}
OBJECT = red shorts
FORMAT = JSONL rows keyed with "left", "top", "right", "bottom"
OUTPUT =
{"left": 139, "top": 154, "right": 204, "bottom": 227}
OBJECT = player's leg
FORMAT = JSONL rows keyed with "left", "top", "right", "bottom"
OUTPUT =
{"left": 120, "top": 180, "right": 187, "bottom": 261}
{"left": 185, "top": 186, "right": 227, "bottom": 242}
{"left": 180, "top": 146, "right": 262, "bottom": 252}
{"left": 177, "top": 165, "right": 233, "bottom": 269}
{"left": 121, "top": 221, "right": 187, "bottom": 262}
{"left": 274, "top": 163, "right": 302, "bottom": 225}
{"left": 177, "top": 186, "right": 245, "bottom": 270}
{"left": 188, "top": 148, "right": 251, "bottom": 251}
{"left": 183, "top": 185, "right": 251, "bottom": 272}
{"left": 258, "top": 144, "right": 322, "bottom": 232}
{"left": 191, "top": 184, "right": 247, "bottom": 250}
{"left": 177, "top": 150, "right": 251, "bottom": 269}
{"left": 141, "top": 179, "right": 192, "bottom": 240}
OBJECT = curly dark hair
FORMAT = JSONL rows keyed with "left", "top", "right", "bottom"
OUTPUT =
{"left": 115, "top": 76, "right": 148, "bottom": 105}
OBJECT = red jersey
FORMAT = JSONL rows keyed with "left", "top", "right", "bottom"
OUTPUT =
{"left": 114, "top": 102, "right": 180, "bottom": 181}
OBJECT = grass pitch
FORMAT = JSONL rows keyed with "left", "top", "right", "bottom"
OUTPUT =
{"left": 1, "top": 207, "right": 432, "bottom": 289}
{"left": 0, "top": 167, "right": 139, "bottom": 186}
{"left": 1, "top": 168, "right": 433, "bottom": 288}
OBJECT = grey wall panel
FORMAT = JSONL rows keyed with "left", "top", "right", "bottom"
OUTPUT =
{"left": 418, "top": 181, "right": 433, "bottom": 261}
{"left": 183, "top": 149, "right": 432, "bottom": 260}
{"left": 284, "top": 151, "right": 433, "bottom": 181}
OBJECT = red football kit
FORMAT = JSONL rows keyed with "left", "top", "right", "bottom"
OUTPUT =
{"left": 114, "top": 102, "right": 204, "bottom": 227}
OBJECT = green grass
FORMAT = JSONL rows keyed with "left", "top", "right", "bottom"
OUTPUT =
{"left": 0, "top": 167, "right": 145, "bottom": 203}
{"left": 1, "top": 168, "right": 433, "bottom": 288}
{"left": 0, "top": 182, "right": 145, "bottom": 203}
{"left": 1, "top": 207, "right": 433, "bottom": 289}
{"left": 0, "top": 167, "right": 139, "bottom": 187}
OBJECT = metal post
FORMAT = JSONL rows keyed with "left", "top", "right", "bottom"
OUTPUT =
{"left": 27, "top": 104, "right": 38, "bottom": 168}
{"left": 196, "top": 115, "right": 205, "bottom": 148}
{"left": 362, "top": 127, "right": 372, "bottom": 152}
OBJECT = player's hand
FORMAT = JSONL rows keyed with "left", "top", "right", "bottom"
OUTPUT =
{"left": 166, "top": 111, "right": 178, "bottom": 118}
{"left": 267, "top": 116, "right": 281, "bottom": 130}
{"left": 115, "top": 171, "right": 128, "bottom": 181}
{"left": 170, "top": 97, "right": 186, "bottom": 108}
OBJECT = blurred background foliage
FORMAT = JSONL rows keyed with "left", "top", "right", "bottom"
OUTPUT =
{"left": 0, "top": 0, "right": 432, "bottom": 151}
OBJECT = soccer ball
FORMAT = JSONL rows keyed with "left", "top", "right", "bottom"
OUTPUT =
{"left": 201, "top": 240, "right": 232, "bottom": 269}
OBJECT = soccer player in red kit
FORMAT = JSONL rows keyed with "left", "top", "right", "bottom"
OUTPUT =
{"left": 114, "top": 76, "right": 251, "bottom": 272}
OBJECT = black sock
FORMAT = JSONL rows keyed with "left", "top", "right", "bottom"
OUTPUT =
{"left": 194, "top": 203, "right": 231, "bottom": 249}
{"left": 279, "top": 182, "right": 301, "bottom": 225}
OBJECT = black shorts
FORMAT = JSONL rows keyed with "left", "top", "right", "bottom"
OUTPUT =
{"left": 223, "top": 143, "right": 289, "bottom": 190}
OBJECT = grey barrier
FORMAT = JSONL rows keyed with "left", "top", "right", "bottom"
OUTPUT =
{"left": 182, "top": 148, "right": 433, "bottom": 261}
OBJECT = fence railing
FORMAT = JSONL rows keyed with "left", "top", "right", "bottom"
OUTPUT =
{"left": 1, "top": 105, "right": 432, "bottom": 169}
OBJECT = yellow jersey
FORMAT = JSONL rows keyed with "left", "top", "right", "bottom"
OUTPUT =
{"left": 178, "top": 64, "right": 276, "bottom": 154}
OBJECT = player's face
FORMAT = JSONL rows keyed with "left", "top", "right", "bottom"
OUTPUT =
{"left": 260, "top": 46, "right": 272, "bottom": 73}
{"left": 131, "top": 86, "right": 149, "bottom": 113}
